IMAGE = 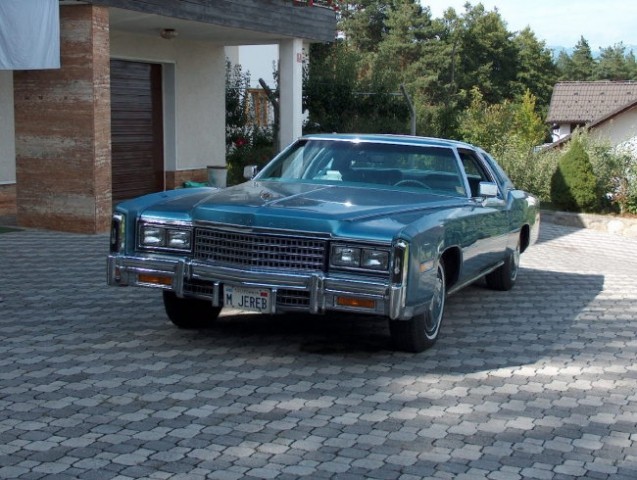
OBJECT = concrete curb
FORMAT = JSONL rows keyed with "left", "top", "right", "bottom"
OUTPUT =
{"left": 542, "top": 209, "right": 637, "bottom": 238}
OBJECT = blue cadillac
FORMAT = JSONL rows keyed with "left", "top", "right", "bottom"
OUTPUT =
{"left": 108, "top": 134, "right": 539, "bottom": 352}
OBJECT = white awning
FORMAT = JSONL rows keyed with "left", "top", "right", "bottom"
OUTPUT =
{"left": 0, "top": 0, "right": 60, "bottom": 70}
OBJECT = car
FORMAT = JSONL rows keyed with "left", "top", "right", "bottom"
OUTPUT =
{"left": 107, "top": 134, "right": 539, "bottom": 352}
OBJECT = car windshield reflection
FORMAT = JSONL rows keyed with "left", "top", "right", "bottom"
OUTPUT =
{"left": 258, "top": 139, "right": 467, "bottom": 197}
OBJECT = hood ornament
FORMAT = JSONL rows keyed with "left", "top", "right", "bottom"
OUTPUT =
{"left": 260, "top": 191, "right": 273, "bottom": 201}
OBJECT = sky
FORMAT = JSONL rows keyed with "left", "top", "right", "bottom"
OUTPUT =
{"left": 422, "top": 0, "right": 637, "bottom": 50}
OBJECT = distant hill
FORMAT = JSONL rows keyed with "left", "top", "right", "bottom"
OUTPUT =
{"left": 550, "top": 45, "right": 637, "bottom": 60}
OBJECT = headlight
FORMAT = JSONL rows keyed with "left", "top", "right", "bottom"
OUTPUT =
{"left": 141, "top": 226, "right": 164, "bottom": 246}
{"left": 166, "top": 230, "right": 191, "bottom": 249}
{"left": 139, "top": 223, "right": 192, "bottom": 251}
{"left": 331, "top": 246, "right": 361, "bottom": 267}
{"left": 361, "top": 249, "right": 389, "bottom": 270}
{"left": 330, "top": 245, "right": 389, "bottom": 271}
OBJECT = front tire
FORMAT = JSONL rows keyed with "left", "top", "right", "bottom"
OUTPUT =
{"left": 389, "top": 259, "right": 446, "bottom": 353}
{"left": 485, "top": 239, "right": 520, "bottom": 291}
{"left": 162, "top": 291, "right": 221, "bottom": 329}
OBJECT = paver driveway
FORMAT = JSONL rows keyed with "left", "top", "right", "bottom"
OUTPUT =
{"left": 0, "top": 222, "right": 636, "bottom": 480}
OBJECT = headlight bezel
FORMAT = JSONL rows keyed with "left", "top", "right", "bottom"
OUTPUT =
{"left": 137, "top": 221, "right": 193, "bottom": 252}
{"left": 329, "top": 243, "right": 391, "bottom": 273}
{"left": 110, "top": 213, "right": 126, "bottom": 253}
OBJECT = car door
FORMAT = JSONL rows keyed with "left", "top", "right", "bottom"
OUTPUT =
{"left": 456, "top": 149, "right": 511, "bottom": 281}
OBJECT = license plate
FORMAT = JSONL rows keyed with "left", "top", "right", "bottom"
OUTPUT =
{"left": 224, "top": 286, "right": 271, "bottom": 313}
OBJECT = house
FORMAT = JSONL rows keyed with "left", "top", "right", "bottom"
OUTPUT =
{"left": 547, "top": 81, "right": 637, "bottom": 151}
{"left": 0, "top": 0, "right": 336, "bottom": 233}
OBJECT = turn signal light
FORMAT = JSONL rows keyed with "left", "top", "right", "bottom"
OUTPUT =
{"left": 138, "top": 274, "right": 172, "bottom": 286}
{"left": 336, "top": 296, "right": 376, "bottom": 309}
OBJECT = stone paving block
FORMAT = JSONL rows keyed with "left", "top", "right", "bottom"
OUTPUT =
{"left": 1, "top": 223, "right": 637, "bottom": 478}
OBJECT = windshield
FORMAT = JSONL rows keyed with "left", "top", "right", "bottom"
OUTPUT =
{"left": 258, "top": 139, "right": 467, "bottom": 197}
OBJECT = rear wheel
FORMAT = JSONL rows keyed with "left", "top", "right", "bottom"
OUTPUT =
{"left": 162, "top": 291, "right": 221, "bottom": 328}
{"left": 485, "top": 238, "right": 520, "bottom": 291}
{"left": 389, "top": 259, "right": 446, "bottom": 353}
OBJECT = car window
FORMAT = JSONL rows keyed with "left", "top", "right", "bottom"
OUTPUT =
{"left": 459, "top": 150, "right": 496, "bottom": 197}
{"left": 262, "top": 141, "right": 327, "bottom": 179}
{"left": 479, "top": 150, "right": 515, "bottom": 190}
{"left": 258, "top": 139, "right": 467, "bottom": 197}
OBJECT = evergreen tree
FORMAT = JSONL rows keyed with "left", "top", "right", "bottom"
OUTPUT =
{"left": 454, "top": 3, "right": 519, "bottom": 105}
{"left": 558, "top": 36, "right": 595, "bottom": 80}
{"left": 550, "top": 136, "right": 600, "bottom": 212}
{"left": 339, "top": 0, "right": 391, "bottom": 53}
{"left": 513, "top": 27, "right": 557, "bottom": 110}
{"left": 303, "top": 41, "right": 361, "bottom": 133}
{"left": 378, "top": 0, "right": 432, "bottom": 73}
{"left": 594, "top": 43, "right": 634, "bottom": 80}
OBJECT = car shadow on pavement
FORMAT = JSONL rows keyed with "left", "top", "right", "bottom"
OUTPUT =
{"left": 181, "top": 267, "right": 604, "bottom": 373}
{"left": 200, "top": 310, "right": 393, "bottom": 355}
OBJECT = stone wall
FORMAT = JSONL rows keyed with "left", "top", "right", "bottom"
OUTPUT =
{"left": 14, "top": 5, "right": 111, "bottom": 233}
{"left": 0, "top": 184, "right": 16, "bottom": 216}
{"left": 542, "top": 210, "right": 637, "bottom": 238}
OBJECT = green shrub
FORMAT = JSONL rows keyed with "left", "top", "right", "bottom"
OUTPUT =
{"left": 550, "top": 138, "right": 600, "bottom": 212}
{"left": 496, "top": 140, "right": 558, "bottom": 203}
{"left": 610, "top": 145, "right": 637, "bottom": 215}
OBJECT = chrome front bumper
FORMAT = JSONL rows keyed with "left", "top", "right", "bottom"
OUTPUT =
{"left": 107, "top": 254, "right": 410, "bottom": 320}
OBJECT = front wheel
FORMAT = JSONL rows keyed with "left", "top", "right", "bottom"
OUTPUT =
{"left": 485, "top": 239, "right": 520, "bottom": 291}
{"left": 389, "top": 259, "right": 446, "bottom": 353}
{"left": 162, "top": 291, "right": 221, "bottom": 328}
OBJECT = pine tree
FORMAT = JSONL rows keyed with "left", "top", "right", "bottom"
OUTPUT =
{"left": 513, "top": 28, "right": 557, "bottom": 110}
{"left": 558, "top": 36, "right": 595, "bottom": 80}
{"left": 594, "top": 43, "right": 633, "bottom": 80}
{"left": 550, "top": 137, "right": 600, "bottom": 212}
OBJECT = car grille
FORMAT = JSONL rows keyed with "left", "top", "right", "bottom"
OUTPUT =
{"left": 277, "top": 289, "right": 311, "bottom": 307}
{"left": 184, "top": 278, "right": 216, "bottom": 297}
{"left": 194, "top": 227, "right": 327, "bottom": 271}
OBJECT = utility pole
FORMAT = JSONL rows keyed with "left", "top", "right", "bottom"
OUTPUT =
{"left": 400, "top": 84, "right": 416, "bottom": 136}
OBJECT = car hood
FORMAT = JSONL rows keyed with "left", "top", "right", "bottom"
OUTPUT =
{"left": 140, "top": 182, "right": 466, "bottom": 241}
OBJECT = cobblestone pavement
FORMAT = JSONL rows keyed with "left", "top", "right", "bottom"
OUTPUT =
{"left": 0, "top": 222, "right": 636, "bottom": 480}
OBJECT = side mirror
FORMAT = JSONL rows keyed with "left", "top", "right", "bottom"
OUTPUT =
{"left": 243, "top": 165, "right": 258, "bottom": 180}
{"left": 478, "top": 182, "right": 499, "bottom": 198}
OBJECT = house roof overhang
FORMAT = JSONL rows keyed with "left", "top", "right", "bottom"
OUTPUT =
{"left": 546, "top": 81, "right": 637, "bottom": 125}
{"left": 60, "top": 0, "right": 337, "bottom": 45}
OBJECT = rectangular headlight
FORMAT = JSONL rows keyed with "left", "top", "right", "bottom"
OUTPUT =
{"left": 331, "top": 246, "right": 361, "bottom": 267}
{"left": 361, "top": 249, "right": 389, "bottom": 270}
{"left": 167, "top": 229, "right": 191, "bottom": 249}
{"left": 139, "top": 223, "right": 192, "bottom": 251}
{"left": 141, "top": 226, "right": 165, "bottom": 246}
{"left": 330, "top": 245, "right": 390, "bottom": 271}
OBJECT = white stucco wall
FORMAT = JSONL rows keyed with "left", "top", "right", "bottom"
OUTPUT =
{"left": 551, "top": 123, "right": 572, "bottom": 143}
{"left": 110, "top": 32, "right": 226, "bottom": 172}
{"left": 592, "top": 107, "right": 637, "bottom": 149}
{"left": 0, "top": 70, "right": 16, "bottom": 184}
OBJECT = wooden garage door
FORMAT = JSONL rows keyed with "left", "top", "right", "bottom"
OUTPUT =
{"left": 111, "top": 60, "right": 164, "bottom": 202}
